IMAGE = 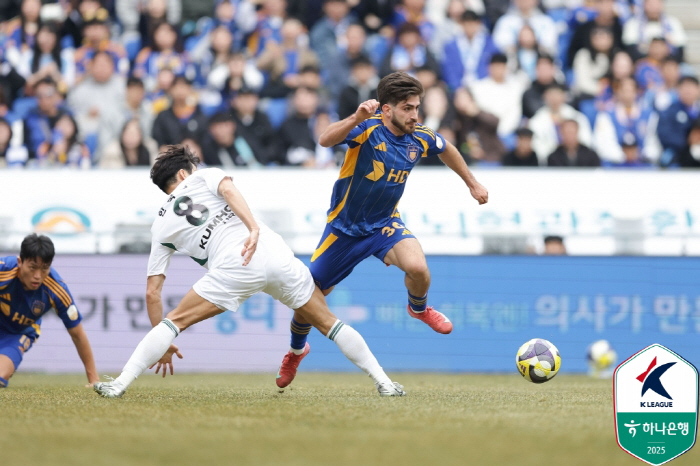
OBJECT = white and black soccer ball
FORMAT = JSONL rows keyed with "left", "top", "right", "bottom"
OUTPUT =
{"left": 516, "top": 338, "right": 561, "bottom": 383}
{"left": 586, "top": 339, "right": 617, "bottom": 372}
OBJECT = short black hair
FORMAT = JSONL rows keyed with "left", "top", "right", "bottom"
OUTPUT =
{"left": 461, "top": 10, "right": 481, "bottom": 22}
{"left": 171, "top": 75, "right": 192, "bottom": 87}
{"left": 537, "top": 53, "right": 555, "bottom": 64}
{"left": 350, "top": 54, "right": 373, "bottom": 68}
{"left": 679, "top": 75, "right": 700, "bottom": 86}
{"left": 209, "top": 111, "right": 235, "bottom": 125}
{"left": 544, "top": 235, "right": 564, "bottom": 245}
{"left": 34, "top": 76, "right": 57, "bottom": 90}
{"left": 515, "top": 127, "right": 534, "bottom": 138}
{"left": 299, "top": 64, "right": 320, "bottom": 75}
{"left": 20, "top": 234, "right": 55, "bottom": 265}
{"left": 127, "top": 76, "right": 144, "bottom": 88}
{"left": 544, "top": 82, "right": 568, "bottom": 93}
{"left": 150, "top": 145, "right": 200, "bottom": 193}
{"left": 490, "top": 53, "right": 508, "bottom": 65}
{"left": 376, "top": 71, "right": 424, "bottom": 107}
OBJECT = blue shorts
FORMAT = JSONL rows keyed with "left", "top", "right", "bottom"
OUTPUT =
{"left": 309, "top": 215, "right": 416, "bottom": 290}
{"left": 0, "top": 333, "right": 35, "bottom": 371}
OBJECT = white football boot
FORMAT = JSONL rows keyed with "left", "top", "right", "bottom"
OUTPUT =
{"left": 376, "top": 381, "right": 406, "bottom": 396}
{"left": 93, "top": 377, "right": 127, "bottom": 398}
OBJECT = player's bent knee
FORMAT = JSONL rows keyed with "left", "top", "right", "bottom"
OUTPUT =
{"left": 405, "top": 261, "right": 430, "bottom": 280}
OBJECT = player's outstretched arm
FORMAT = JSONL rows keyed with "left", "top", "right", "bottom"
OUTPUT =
{"left": 218, "top": 177, "right": 260, "bottom": 266}
{"left": 438, "top": 140, "right": 488, "bottom": 205}
{"left": 318, "top": 99, "right": 379, "bottom": 147}
{"left": 146, "top": 274, "right": 183, "bottom": 377}
{"left": 66, "top": 323, "right": 99, "bottom": 386}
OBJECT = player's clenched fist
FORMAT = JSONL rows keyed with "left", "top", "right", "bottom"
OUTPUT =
{"left": 355, "top": 99, "right": 379, "bottom": 122}
{"left": 470, "top": 182, "right": 489, "bottom": 205}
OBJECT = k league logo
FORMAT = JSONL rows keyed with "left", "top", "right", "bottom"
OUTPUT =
{"left": 614, "top": 344, "right": 698, "bottom": 466}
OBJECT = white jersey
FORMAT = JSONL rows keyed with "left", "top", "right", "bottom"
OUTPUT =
{"left": 147, "top": 168, "right": 246, "bottom": 276}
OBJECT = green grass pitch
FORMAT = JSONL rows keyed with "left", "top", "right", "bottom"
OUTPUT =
{"left": 2, "top": 373, "right": 697, "bottom": 466}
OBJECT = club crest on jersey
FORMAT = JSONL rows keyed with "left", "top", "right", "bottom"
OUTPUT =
{"left": 32, "top": 300, "right": 45, "bottom": 316}
{"left": 407, "top": 145, "right": 419, "bottom": 161}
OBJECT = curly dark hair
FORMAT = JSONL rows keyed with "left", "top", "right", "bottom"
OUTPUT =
{"left": 376, "top": 71, "right": 424, "bottom": 107}
{"left": 150, "top": 144, "right": 200, "bottom": 193}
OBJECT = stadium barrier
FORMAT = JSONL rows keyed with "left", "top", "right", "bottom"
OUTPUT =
{"left": 19, "top": 254, "right": 700, "bottom": 374}
{"left": 1, "top": 168, "right": 699, "bottom": 256}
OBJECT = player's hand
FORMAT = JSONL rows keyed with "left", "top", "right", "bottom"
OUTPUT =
{"left": 242, "top": 228, "right": 259, "bottom": 266}
{"left": 470, "top": 182, "right": 488, "bottom": 205}
{"left": 150, "top": 344, "right": 183, "bottom": 378}
{"left": 355, "top": 99, "right": 379, "bottom": 122}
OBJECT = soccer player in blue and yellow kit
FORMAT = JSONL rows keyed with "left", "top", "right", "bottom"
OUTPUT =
{"left": 275, "top": 72, "right": 489, "bottom": 387}
{"left": 0, "top": 234, "right": 99, "bottom": 388}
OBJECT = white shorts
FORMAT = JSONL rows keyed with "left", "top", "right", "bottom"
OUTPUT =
{"left": 192, "top": 225, "right": 315, "bottom": 312}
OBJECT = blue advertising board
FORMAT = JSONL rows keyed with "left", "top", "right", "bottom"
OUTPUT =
{"left": 264, "top": 256, "right": 700, "bottom": 374}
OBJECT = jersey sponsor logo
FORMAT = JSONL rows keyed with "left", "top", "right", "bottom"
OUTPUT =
{"left": 387, "top": 168, "right": 409, "bottom": 184}
{"left": 374, "top": 142, "right": 387, "bottom": 152}
{"left": 365, "top": 160, "right": 385, "bottom": 181}
{"left": 199, "top": 205, "right": 236, "bottom": 250}
{"left": 407, "top": 145, "right": 419, "bottom": 161}
{"left": 31, "top": 207, "right": 91, "bottom": 236}
{"left": 31, "top": 300, "right": 45, "bottom": 316}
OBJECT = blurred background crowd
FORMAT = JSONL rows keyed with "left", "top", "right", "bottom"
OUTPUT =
{"left": 0, "top": 0, "right": 699, "bottom": 169}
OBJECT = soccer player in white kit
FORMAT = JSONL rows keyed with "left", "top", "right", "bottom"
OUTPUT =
{"left": 94, "top": 145, "right": 405, "bottom": 397}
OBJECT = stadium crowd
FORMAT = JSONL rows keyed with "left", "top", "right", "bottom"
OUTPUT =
{"left": 0, "top": 0, "right": 699, "bottom": 169}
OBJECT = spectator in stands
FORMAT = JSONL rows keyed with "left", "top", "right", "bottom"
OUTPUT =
{"left": 543, "top": 235, "right": 567, "bottom": 255}
{"left": 677, "top": 120, "right": 700, "bottom": 168}
{"left": 391, "top": 0, "right": 436, "bottom": 45}
{"left": 280, "top": 86, "right": 320, "bottom": 166}
{"left": 634, "top": 37, "right": 669, "bottom": 92}
{"left": 522, "top": 54, "right": 560, "bottom": 120}
{"left": 572, "top": 26, "right": 614, "bottom": 100}
{"left": 379, "top": 22, "right": 440, "bottom": 78}
{"left": 0, "top": 116, "right": 28, "bottom": 166}
{"left": 220, "top": 52, "right": 264, "bottom": 99}
{"left": 0, "top": 52, "right": 26, "bottom": 109}
{"left": 503, "top": 127, "right": 538, "bottom": 166}
{"left": 567, "top": 0, "right": 623, "bottom": 70}
{"left": 325, "top": 23, "right": 370, "bottom": 98}
{"left": 35, "top": 113, "right": 91, "bottom": 168}
{"left": 529, "top": 83, "right": 593, "bottom": 164}
{"left": 452, "top": 86, "right": 505, "bottom": 164}
{"left": 246, "top": 0, "right": 286, "bottom": 58}
{"left": 231, "top": 87, "right": 282, "bottom": 165}
{"left": 3, "top": 0, "right": 42, "bottom": 52}
{"left": 122, "top": 77, "right": 154, "bottom": 139}
{"left": 470, "top": 53, "right": 527, "bottom": 143}
{"left": 192, "top": 24, "right": 234, "bottom": 89}
{"left": 118, "top": 0, "right": 182, "bottom": 40}
{"left": 256, "top": 17, "right": 318, "bottom": 98}
{"left": 23, "top": 77, "right": 69, "bottom": 158}
{"left": 657, "top": 76, "right": 700, "bottom": 166}
{"left": 617, "top": 136, "right": 650, "bottom": 167}
{"left": 200, "top": 111, "right": 261, "bottom": 167}
{"left": 429, "top": 0, "right": 472, "bottom": 59}
{"left": 310, "top": 0, "right": 353, "bottom": 68}
{"left": 8, "top": 22, "right": 76, "bottom": 90}
{"left": 151, "top": 76, "right": 208, "bottom": 149}
{"left": 646, "top": 56, "right": 680, "bottom": 112}
{"left": 512, "top": 24, "right": 543, "bottom": 82}
{"left": 68, "top": 51, "right": 126, "bottom": 158}
{"left": 492, "top": 0, "right": 557, "bottom": 56}
{"left": 421, "top": 83, "right": 453, "bottom": 132}
{"left": 337, "top": 55, "right": 379, "bottom": 120}
{"left": 441, "top": 10, "right": 499, "bottom": 91}
{"left": 622, "top": 0, "right": 686, "bottom": 61}
{"left": 74, "top": 14, "right": 129, "bottom": 82}
{"left": 594, "top": 77, "right": 656, "bottom": 164}
{"left": 146, "top": 67, "right": 175, "bottom": 116}
{"left": 99, "top": 119, "right": 157, "bottom": 168}
{"left": 547, "top": 119, "right": 601, "bottom": 167}
{"left": 134, "top": 22, "right": 191, "bottom": 92}
{"left": 210, "top": 0, "right": 256, "bottom": 47}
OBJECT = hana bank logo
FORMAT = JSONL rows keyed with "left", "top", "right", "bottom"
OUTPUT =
{"left": 31, "top": 207, "right": 91, "bottom": 236}
{"left": 637, "top": 356, "right": 676, "bottom": 402}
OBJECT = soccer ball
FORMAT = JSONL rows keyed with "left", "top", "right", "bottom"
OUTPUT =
{"left": 586, "top": 340, "right": 617, "bottom": 377}
{"left": 516, "top": 338, "right": 561, "bottom": 383}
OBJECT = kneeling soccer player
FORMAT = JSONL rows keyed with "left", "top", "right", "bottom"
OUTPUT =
{"left": 94, "top": 145, "right": 404, "bottom": 398}
{"left": 0, "top": 234, "right": 99, "bottom": 388}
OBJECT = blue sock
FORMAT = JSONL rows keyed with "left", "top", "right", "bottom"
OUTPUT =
{"left": 408, "top": 292, "right": 428, "bottom": 313}
{"left": 290, "top": 318, "right": 311, "bottom": 353}
{"left": 0, "top": 376, "right": 8, "bottom": 388}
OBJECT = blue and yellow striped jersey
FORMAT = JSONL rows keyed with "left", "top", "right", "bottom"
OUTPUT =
{"left": 327, "top": 114, "right": 446, "bottom": 236}
{"left": 0, "top": 256, "right": 82, "bottom": 338}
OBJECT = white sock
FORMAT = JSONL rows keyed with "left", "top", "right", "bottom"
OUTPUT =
{"left": 326, "top": 320, "right": 393, "bottom": 386}
{"left": 115, "top": 319, "right": 180, "bottom": 388}
{"left": 289, "top": 346, "right": 305, "bottom": 355}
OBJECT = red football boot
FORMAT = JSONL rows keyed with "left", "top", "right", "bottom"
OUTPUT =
{"left": 407, "top": 305, "right": 453, "bottom": 334}
{"left": 275, "top": 343, "right": 310, "bottom": 388}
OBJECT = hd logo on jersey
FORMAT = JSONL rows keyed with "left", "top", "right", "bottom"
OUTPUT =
{"left": 614, "top": 344, "right": 698, "bottom": 465}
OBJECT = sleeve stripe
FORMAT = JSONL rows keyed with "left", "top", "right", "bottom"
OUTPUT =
{"left": 45, "top": 277, "right": 72, "bottom": 307}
